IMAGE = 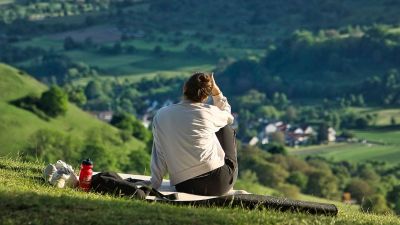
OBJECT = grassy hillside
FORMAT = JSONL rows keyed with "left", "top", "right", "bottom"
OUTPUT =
{"left": 0, "top": 63, "right": 145, "bottom": 156}
{"left": 1, "top": 158, "right": 399, "bottom": 225}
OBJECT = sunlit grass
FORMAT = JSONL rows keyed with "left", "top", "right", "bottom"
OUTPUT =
{"left": 1, "top": 157, "right": 399, "bottom": 225}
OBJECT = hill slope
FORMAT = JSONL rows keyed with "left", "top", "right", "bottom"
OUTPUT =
{"left": 0, "top": 63, "right": 145, "bottom": 160}
{"left": 0, "top": 158, "right": 399, "bottom": 225}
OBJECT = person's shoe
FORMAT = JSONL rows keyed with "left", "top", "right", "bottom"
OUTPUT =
{"left": 50, "top": 170, "right": 70, "bottom": 188}
{"left": 65, "top": 173, "right": 79, "bottom": 188}
{"left": 43, "top": 164, "right": 57, "bottom": 183}
{"left": 55, "top": 160, "right": 74, "bottom": 174}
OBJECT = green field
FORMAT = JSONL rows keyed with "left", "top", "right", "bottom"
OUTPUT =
{"left": 13, "top": 26, "right": 264, "bottom": 80}
{"left": 351, "top": 107, "right": 400, "bottom": 126}
{"left": 0, "top": 0, "right": 13, "bottom": 5}
{"left": 353, "top": 129, "right": 400, "bottom": 145}
{"left": 291, "top": 141, "right": 400, "bottom": 165}
{"left": 1, "top": 158, "right": 398, "bottom": 225}
{"left": 0, "top": 63, "right": 144, "bottom": 155}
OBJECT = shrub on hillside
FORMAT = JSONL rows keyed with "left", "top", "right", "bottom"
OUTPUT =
{"left": 387, "top": 185, "right": 400, "bottom": 214}
{"left": 110, "top": 112, "right": 151, "bottom": 143}
{"left": 265, "top": 143, "right": 287, "bottom": 155}
{"left": 39, "top": 86, "right": 68, "bottom": 117}
{"left": 25, "top": 129, "right": 81, "bottom": 163}
{"left": 279, "top": 184, "right": 300, "bottom": 199}
{"left": 345, "top": 178, "right": 375, "bottom": 203}
{"left": 361, "top": 194, "right": 392, "bottom": 215}
{"left": 10, "top": 95, "right": 50, "bottom": 121}
{"left": 286, "top": 171, "right": 308, "bottom": 190}
{"left": 239, "top": 169, "right": 259, "bottom": 184}
{"left": 305, "top": 170, "right": 339, "bottom": 199}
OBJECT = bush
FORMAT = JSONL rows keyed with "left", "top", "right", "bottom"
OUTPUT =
{"left": 287, "top": 171, "right": 308, "bottom": 190}
{"left": 345, "top": 178, "right": 375, "bottom": 203}
{"left": 305, "top": 170, "right": 339, "bottom": 199}
{"left": 355, "top": 117, "right": 369, "bottom": 129}
{"left": 239, "top": 169, "right": 259, "bottom": 184}
{"left": 25, "top": 129, "right": 81, "bottom": 163}
{"left": 279, "top": 184, "right": 300, "bottom": 199}
{"left": 39, "top": 86, "right": 68, "bottom": 117}
{"left": 265, "top": 143, "right": 287, "bottom": 155}
{"left": 361, "top": 194, "right": 392, "bottom": 214}
{"left": 111, "top": 112, "right": 151, "bottom": 143}
{"left": 10, "top": 95, "right": 50, "bottom": 121}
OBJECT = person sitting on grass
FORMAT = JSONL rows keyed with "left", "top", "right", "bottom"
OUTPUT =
{"left": 150, "top": 72, "right": 237, "bottom": 196}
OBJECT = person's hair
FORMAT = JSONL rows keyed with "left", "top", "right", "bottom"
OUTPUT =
{"left": 183, "top": 72, "right": 213, "bottom": 102}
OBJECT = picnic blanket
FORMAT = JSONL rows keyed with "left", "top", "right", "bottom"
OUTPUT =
{"left": 114, "top": 173, "right": 338, "bottom": 216}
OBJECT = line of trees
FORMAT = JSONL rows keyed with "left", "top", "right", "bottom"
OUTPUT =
{"left": 238, "top": 145, "right": 400, "bottom": 215}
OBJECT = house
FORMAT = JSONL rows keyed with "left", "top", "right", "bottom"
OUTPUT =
{"left": 141, "top": 113, "right": 152, "bottom": 128}
{"left": 248, "top": 136, "right": 259, "bottom": 146}
{"left": 89, "top": 111, "right": 113, "bottom": 122}
{"left": 303, "top": 125, "right": 315, "bottom": 135}
{"left": 328, "top": 127, "right": 336, "bottom": 142}
{"left": 293, "top": 127, "right": 304, "bottom": 134}
{"left": 264, "top": 124, "right": 277, "bottom": 134}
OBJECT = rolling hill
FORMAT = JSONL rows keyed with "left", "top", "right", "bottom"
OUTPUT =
{"left": 0, "top": 63, "right": 146, "bottom": 168}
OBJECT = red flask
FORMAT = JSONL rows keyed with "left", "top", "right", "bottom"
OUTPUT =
{"left": 79, "top": 159, "right": 93, "bottom": 192}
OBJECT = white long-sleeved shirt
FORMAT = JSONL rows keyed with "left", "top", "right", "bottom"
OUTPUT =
{"left": 150, "top": 93, "right": 234, "bottom": 189}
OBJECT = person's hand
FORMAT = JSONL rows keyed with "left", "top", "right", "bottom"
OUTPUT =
{"left": 211, "top": 72, "right": 221, "bottom": 96}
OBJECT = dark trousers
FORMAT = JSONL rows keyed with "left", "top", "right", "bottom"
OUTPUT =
{"left": 175, "top": 125, "right": 238, "bottom": 196}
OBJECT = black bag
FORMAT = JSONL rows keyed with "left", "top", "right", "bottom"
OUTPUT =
{"left": 91, "top": 172, "right": 177, "bottom": 200}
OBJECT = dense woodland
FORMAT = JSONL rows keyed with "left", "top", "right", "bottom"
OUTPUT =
{"left": 1, "top": 0, "right": 400, "bottom": 215}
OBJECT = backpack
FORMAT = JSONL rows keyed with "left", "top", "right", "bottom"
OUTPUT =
{"left": 91, "top": 172, "right": 177, "bottom": 200}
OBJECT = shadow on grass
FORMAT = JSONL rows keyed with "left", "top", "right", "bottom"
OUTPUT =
{"left": 0, "top": 191, "right": 239, "bottom": 225}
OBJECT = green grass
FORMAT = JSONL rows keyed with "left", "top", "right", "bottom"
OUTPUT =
{"left": 352, "top": 129, "right": 400, "bottom": 145}
{"left": 290, "top": 143, "right": 400, "bottom": 165}
{"left": 1, "top": 158, "right": 399, "bottom": 225}
{"left": 0, "top": 63, "right": 144, "bottom": 155}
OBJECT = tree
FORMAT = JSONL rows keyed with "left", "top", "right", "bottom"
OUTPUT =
{"left": 284, "top": 106, "right": 297, "bottom": 122}
{"left": 85, "top": 80, "right": 103, "bottom": 100}
{"left": 25, "top": 129, "right": 80, "bottom": 163}
{"left": 361, "top": 194, "right": 392, "bottom": 214}
{"left": 153, "top": 45, "right": 164, "bottom": 57}
{"left": 63, "top": 36, "right": 78, "bottom": 50}
{"left": 266, "top": 143, "right": 287, "bottom": 155}
{"left": 110, "top": 112, "right": 151, "bottom": 143}
{"left": 255, "top": 105, "right": 280, "bottom": 120}
{"left": 391, "top": 116, "right": 396, "bottom": 126}
{"left": 235, "top": 89, "right": 266, "bottom": 111}
{"left": 387, "top": 185, "right": 400, "bottom": 214}
{"left": 287, "top": 171, "right": 308, "bottom": 190}
{"left": 305, "top": 170, "right": 339, "bottom": 199}
{"left": 67, "top": 87, "right": 87, "bottom": 106}
{"left": 345, "top": 178, "right": 375, "bottom": 203}
{"left": 355, "top": 117, "right": 369, "bottom": 129}
{"left": 39, "top": 86, "right": 68, "bottom": 117}
{"left": 270, "top": 131, "right": 285, "bottom": 145}
{"left": 317, "top": 122, "right": 329, "bottom": 143}
{"left": 239, "top": 169, "right": 259, "bottom": 184}
{"left": 279, "top": 184, "right": 300, "bottom": 199}
{"left": 272, "top": 92, "right": 289, "bottom": 109}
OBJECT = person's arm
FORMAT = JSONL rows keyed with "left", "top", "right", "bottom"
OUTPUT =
{"left": 150, "top": 142, "right": 167, "bottom": 189}
{"left": 210, "top": 73, "right": 234, "bottom": 127}
{"left": 212, "top": 92, "right": 231, "bottom": 114}
{"left": 150, "top": 119, "right": 167, "bottom": 189}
